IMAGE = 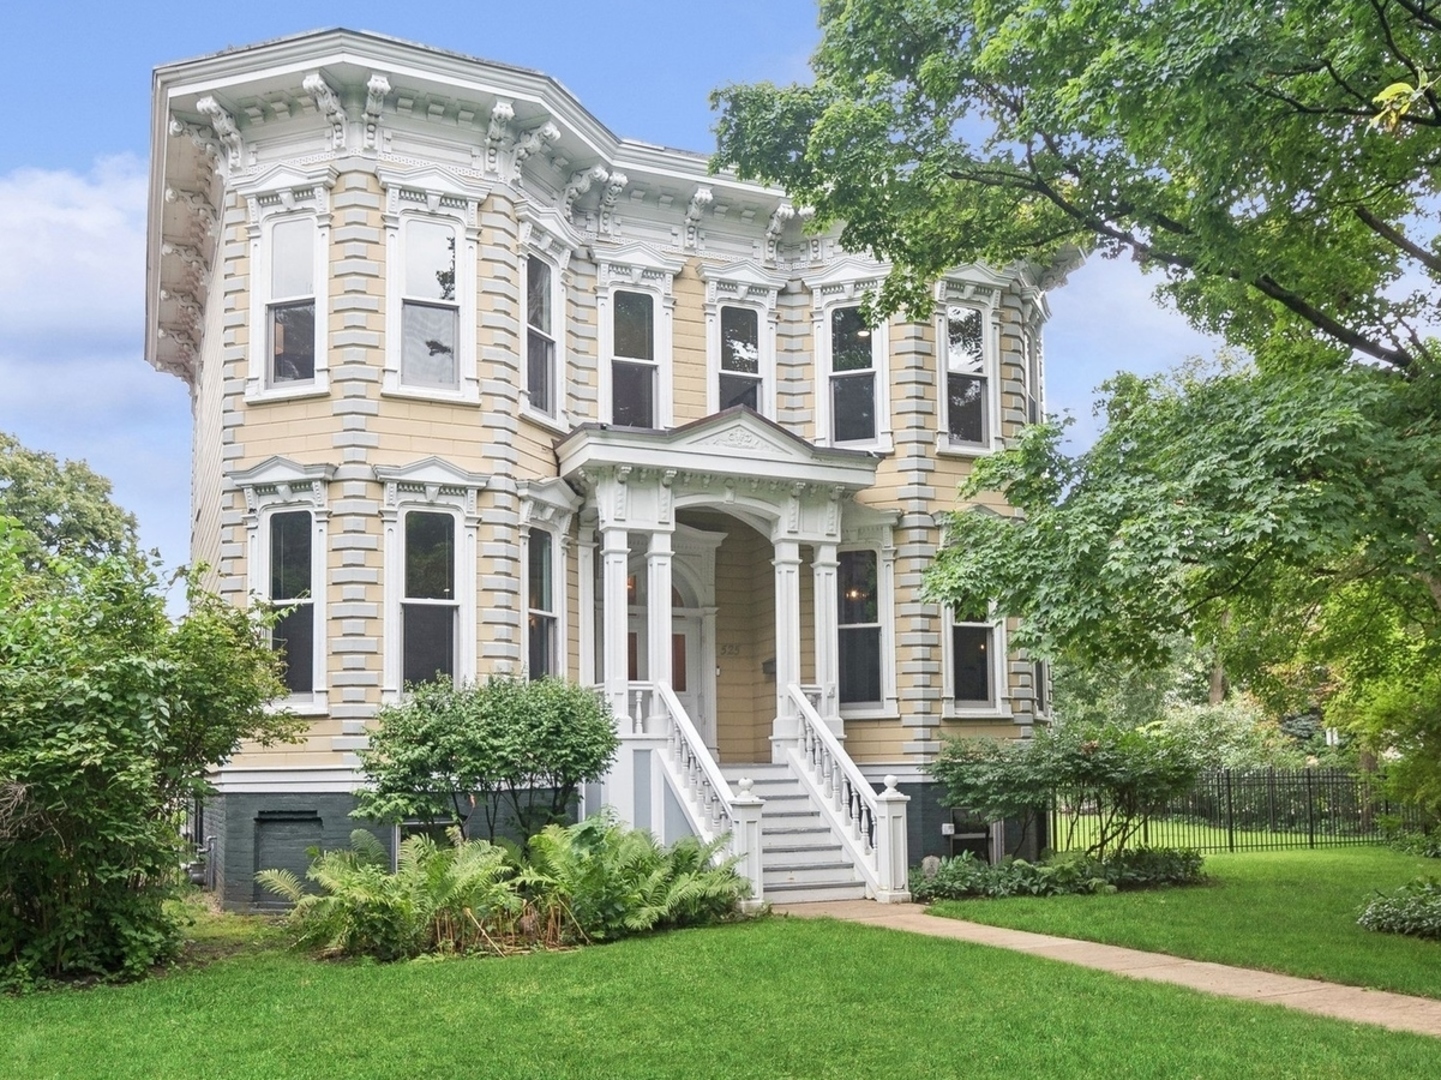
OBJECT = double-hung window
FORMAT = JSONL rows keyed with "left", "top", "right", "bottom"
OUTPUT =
{"left": 949, "top": 606, "right": 999, "bottom": 712}
{"left": 830, "top": 306, "right": 877, "bottom": 443}
{"left": 837, "top": 550, "right": 882, "bottom": 706}
{"left": 401, "top": 220, "right": 459, "bottom": 391}
{"left": 402, "top": 511, "right": 457, "bottom": 685}
{"left": 944, "top": 306, "right": 987, "bottom": 445}
{"left": 527, "top": 530, "right": 557, "bottom": 679}
{"left": 268, "top": 219, "right": 317, "bottom": 386}
{"left": 268, "top": 510, "right": 314, "bottom": 694}
{"left": 526, "top": 255, "right": 557, "bottom": 416}
{"left": 718, "top": 306, "right": 762, "bottom": 411}
{"left": 611, "top": 290, "right": 656, "bottom": 427}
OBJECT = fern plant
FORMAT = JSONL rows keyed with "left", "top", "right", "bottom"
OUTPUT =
{"left": 256, "top": 828, "right": 520, "bottom": 960}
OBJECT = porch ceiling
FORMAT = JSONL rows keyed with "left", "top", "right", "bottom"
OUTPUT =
{"left": 556, "top": 407, "right": 880, "bottom": 493}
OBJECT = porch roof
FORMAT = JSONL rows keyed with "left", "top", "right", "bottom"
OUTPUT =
{"left": 555, "top": 407, "right": 881, "bottom": 492}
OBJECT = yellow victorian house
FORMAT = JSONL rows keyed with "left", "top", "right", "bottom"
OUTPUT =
{"left": 146, "top": 29, "right": 1058, "bottom": 910}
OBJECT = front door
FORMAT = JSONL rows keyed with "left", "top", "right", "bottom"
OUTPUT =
{"left": 628, "top": 612, "right": 709, "bottom": 748}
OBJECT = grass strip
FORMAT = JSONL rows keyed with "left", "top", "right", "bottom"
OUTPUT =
{"left": 1, "top": 915, "right": 1437, "bottom": 1078}
{"left": 930, "top": 846, "right": 1441, "bottom": 999}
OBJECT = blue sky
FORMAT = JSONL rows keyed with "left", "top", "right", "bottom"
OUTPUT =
{"left": 0, "top": 1, "right": 1218, "bottom": 577}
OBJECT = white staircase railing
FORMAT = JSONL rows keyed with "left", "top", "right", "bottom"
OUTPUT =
{"left": 786, "top": 683, "right": 911, "bottom": 902}
{"left": 624, "top": 680, "right": 765, "bottom": 907}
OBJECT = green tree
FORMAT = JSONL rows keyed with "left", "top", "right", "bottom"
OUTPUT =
{"left": 713, "top": 0, "right": 1439, "bottom": 370}
{"left": 0, "top": 519, "right": 299, "bottom": 984}
{"left": 0, "top": 432, "right": 138, "bottom": 567}
{"left": 355, "top": 677, "right": 619, "bottom": 842}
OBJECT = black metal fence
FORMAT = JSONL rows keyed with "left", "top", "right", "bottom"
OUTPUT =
{"left": 1050, "top": 768, "right": 1428, "bottom": 854}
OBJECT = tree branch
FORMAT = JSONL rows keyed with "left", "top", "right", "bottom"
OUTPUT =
{"left": 1251, "top": 275, "right": 1413, "bottom": 368}
{"left": 1353, "top": 205, "right": 1441, "bottom": 273}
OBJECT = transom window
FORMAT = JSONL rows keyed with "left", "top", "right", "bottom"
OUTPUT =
{"left": 718, "top": 306, "right": 761, "bottom": 411}
{"left": 268, "top": 510, "right": 313, "bottom": 694}
{"left": 527, "top": 530, "right": 557, "bottom": 680}
{"left": 838, "top": 550, "right": 881, "bottom": 705}
{"left": 403, "top": 511, "right": 456, "bottom": 685}
{"left": 401, "top": 220, "right": 459, "bottom": 390}
{"left": 611, "top": 290, "right": 655, "bottom": 428}
{"left": 830, "top": 306, "right": 876, "bottom": 443}
{"left": 526, "top": 255, "right": 556, "bottom": 416}
{"left": 268, "top": 218, "right": 316, "bottom": 385}
{"left": 945, "top": 307, "right": 987, "bottom": 444}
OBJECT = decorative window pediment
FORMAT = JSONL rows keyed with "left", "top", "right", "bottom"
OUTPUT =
{"left": 230, "top": 456, "right": 336, "bottom": 514}
{"left": 374, "top": 458, "right": 489, "bottom": 520}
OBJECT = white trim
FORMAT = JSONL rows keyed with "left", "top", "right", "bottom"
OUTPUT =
{"left": 209, "top": 765, "right": 360, "bottom": 794}
{"left": 231, "top": 457, "right": 333, "bottom": 715}
{"left": 521, "top": 524, "right": 563, "bottom": 680}
{"left": 700, "top": 260, "right": 785, "bottom": 419}
{"left": 814, "top": 294, "right": 893, "bottom": 452}
{"left": 940, "top": 606, "right": 1012, "bottom": 720}
{"left": 375, "top": 459, "right": 488, "bottom": 697}
{"left": 378, "top": 167, "right": 489, "bottom": 404}
{"left": 835, "top": 538, "right": 898, "bottom": 719}
{"left": 596, "top": 245, "right": 685, "bottom": 429}
{"left": 240, "top": 165, "right": 335, "bottom": 405}
{"left": 934, "top": 279, "right": 1003, "bottom": 456}
{"left": 520, "top": 247, "right": 568, "bottom": 426}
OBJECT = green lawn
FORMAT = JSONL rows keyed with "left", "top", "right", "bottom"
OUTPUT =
{"left": 930, "top": 846, "right": 1441, "bottom": 999}
{"left": 2, "top": 915, "right": 1438, "bottom": 1078}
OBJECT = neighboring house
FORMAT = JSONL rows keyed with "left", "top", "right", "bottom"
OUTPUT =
{"left": 145, "top": 29, "right": 1060, "bottom": 911}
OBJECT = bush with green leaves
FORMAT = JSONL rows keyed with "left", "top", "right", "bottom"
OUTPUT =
{"left": 257, "top": 829, "right": 521, "bottom": 960}
{"left": 258, "top": 814, "right": 750, "bottom": 960}
{"left": 1356, "top": 877, "right": 1441, "bottom": 940}
{"left": 910, "top": 847, "right": 1205, "bottom": 903}
{"left": 930, "top": 723, "right": 1200, "bottom": 858}
{"left": 355, "top": 676, "right": 618, "bottom": 841}
{"left": 518, "top": 813, "right": 750, "bottom": 944}
{"left": 0, "top": 520, "right": 298, "bottom": 987}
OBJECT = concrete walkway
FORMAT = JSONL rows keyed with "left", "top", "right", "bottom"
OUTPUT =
{"left": 774, "top": 900, "right": 1441, "bottom": 1039}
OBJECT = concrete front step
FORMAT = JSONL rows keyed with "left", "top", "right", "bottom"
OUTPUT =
{"left": 764, "top": 880, "right": 869, "bottom": 903}
{"left": 763, "top": 861, "right": 862, "bottom": 887}
{"left": 761, "top": 844, "right": 847, "bottom": 868}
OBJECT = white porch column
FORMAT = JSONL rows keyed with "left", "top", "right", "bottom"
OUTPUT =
{"left": 812, "top": 542, "right": 840, "bottom": 724}
{"left": 771, "top": 538, "right": 803, "bottom": 761}
{"left": 601, "top": 527, "right": 630, "bottom": 724}
{"left": 577, "top": 526, "right": 596, "bottom": 687}
{"left": 646, "top": 530, "right": 673, "bottom": 727}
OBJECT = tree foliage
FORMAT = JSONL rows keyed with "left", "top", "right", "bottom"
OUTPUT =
{"left": 0, "top": 432, "right": 138, "bottom": 568}
{"left": 0, "top": 520, "right": 298, "bottom": 985}
{"left": 932, "top": 722, "right": 1199, "bottom": 858}
{"left": 355, "top": 677, "right": 619, "bottom": 841}
{"left": 713, "top": 0, "right": 1441, "bottom": 370}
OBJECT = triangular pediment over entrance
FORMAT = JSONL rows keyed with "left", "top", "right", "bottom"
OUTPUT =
{"left": 556, "top": 407, "right": 879, "bottom": 492}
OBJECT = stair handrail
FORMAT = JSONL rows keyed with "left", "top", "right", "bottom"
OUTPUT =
{"left": 654, "top": 681, "right": 737, "bottom": 841}
{"left": 786, "top": 683, "right": 911, "bottom": 902}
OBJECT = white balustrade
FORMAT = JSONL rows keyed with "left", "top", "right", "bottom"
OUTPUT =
{"left": 786, "top": 683, "right": 911, "bottom": 902}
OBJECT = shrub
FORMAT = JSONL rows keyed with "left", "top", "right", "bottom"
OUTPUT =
{"left": 910, "top": 847, "right": 1204, "bottom": 903}
{"left": 930, "top": 722, "right": 1200, "bottom": 857}
{"left": 1380, "top": 819, "right": 1441, "bottom": 858}
{"left": 1357, "top": 878, "right": 1441, "bottom": 940}
{"left": 355, "top": 677, "right": 619, "bottom": 841}
{"left": 258, "top": 814, "right": 751, "bottom": 960}
{"left": 518, "top": 813, "right": 750, "bottom": 943}
{"left": 0, "top": 523, "right": 297, "bottom": 987}
{"left": 257, "top": 828, "right": 522, "bottom": 961}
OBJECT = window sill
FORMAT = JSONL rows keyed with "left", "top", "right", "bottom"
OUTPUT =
{"left": 829, "top": 433, "right": 894, "bottom": 455}
{"left": 245, "top": 381, "right": 331, "bottom": 406}
{"left": 266, "top": 693, "right": 329, "bottom": 717}
{"left": 934, "top": 433, "right": 997, "bottom": 458}
{"left": 380, "top": 383, "right": 480, "bottom": 407}
{"left": 840, "top": 707, "right": 901, "bottom": 722}
{"left": 521, "top": 406, "right": 572, "bottom": 436}
{"left": 943, "top": 704, "right": 1014, "bottom": 721}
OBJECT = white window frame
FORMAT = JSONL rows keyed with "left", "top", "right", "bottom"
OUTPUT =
{"left": 239, "top": 166, "right": 335, "bottom": 404}
{"left": 521, "top": 251, "right": 564, "bottom": 427}
{"left": 934, "top": 279, "right": 1003, "bottom": 457}
{"left": 942, "top": 607, "right": 1010, "bottom": 720}
{"left": 815, "top": 295, "right": 892, "bottom": 451}
{"left": 519, "top": 212, "right": 578, "bottom": 432}
{"left": 378, "top": 167, "right": 489, "bottom": 405}
{"left": 836, "top": 528, "right": 898, "bottom": 721}
{"left": 518, "top": 477, "right": 581, "bottom": 681}
{"left": 522, "top": 525, "right": 562, "bottom": 680}
{"left": 597, "top": 246, "right": 685, "bottom": 430}
{"left": 701, "top": 262, "right": 784, "bottom": 419}
{"left": 231, "top": 456, "right": 333, "bottom": 716}
{"left": 377, "top": 459, "right": 487, "bottom": 698}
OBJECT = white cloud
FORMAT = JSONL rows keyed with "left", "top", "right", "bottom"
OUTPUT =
{"left": 0, "top": 155, "right": 148, "bottom": 355}
{"left": 0, "top": 157, "right": 192, "bottom": 580}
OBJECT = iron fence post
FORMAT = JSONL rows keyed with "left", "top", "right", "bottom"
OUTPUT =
{"left": 1224, "top": 769, "right": 1236, "bottom": 853}
{"left": 1306, "top": 768, "right": 1316, "bottom": 849}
